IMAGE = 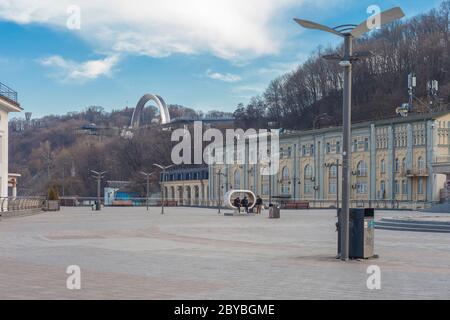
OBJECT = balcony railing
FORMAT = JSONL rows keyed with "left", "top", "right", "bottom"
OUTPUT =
{"left": 435, "top": 155, "right": 450, "bottom": 164}
{"left": 0, "top": 81, "right": 18, "bottom": 104}
{"left": 404, "top": 167, "right": 429, "bottom": 177}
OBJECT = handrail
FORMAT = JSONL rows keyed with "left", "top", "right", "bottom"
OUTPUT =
{"left": 435, "top": 155, "right": 450, "bottom": 163}
{"left": 0, "top": 196, "right": 45, "bottom": 213}
{"left": 0, "top": 81, "right": 18, "bottom": 104}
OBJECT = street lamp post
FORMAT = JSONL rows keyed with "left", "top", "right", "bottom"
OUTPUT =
{"left": 216, "top": 168, "right": 226, "bottom": 214}
{"left": 153, "top": 164, "right": 174, "bottom": 214}
{"left": 90, "top": 170, "right": 106, "bottom": 211}
{"left": 140, "top": 171, "right": 154, "bottom": 211}
{"left": 294, "top": 7, "right": 405, "bottom": 260}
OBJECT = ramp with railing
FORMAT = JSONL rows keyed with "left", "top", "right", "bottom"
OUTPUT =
{"left": 0, "top": 197, "right": 45, "bottom": 218}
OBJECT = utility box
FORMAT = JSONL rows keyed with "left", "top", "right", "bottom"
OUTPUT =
{"left": 269, "top": 206, "right": 280, "bottom": 219}
{"left": 338, "top": 208, "right": 375, "bottom": 259}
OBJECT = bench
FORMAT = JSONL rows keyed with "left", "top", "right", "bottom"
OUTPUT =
{"left": 283, "top": 201, "right": 310, "bottom": 210}
{"left": 156, "top": 200, "right": 178, "bottom": 207}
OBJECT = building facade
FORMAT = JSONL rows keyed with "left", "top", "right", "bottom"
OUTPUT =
{"left": 160, "top": 111, "right": 450, "bottom": 209}
{"left": 0, "top": 81, "right": 22, "bottom": 199}
{"left": 160, "top": 165, "right": 209, "bottom": 206}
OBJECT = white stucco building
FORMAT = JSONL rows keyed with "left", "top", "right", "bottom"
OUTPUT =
{"left": 0, "top": 82, "right": 22, "bottom": 199}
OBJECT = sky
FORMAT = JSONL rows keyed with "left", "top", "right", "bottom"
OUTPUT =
{"left": 0, "top": 0, "right": 443, "bottom": 118}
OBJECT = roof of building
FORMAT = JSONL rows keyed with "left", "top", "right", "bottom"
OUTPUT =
{"left": 165, "top": 164, "right": 208, "bottom": 173}
{"left": 280, "top": 110, "right": 450, "bottom": 139}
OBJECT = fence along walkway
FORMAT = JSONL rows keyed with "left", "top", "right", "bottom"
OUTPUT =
{"left": 0, "top": 197, "right": 45, "bottom": 218}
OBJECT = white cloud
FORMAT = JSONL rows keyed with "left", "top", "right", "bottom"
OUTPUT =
{"left": 39, "top": 54, "right": 120, "bottom": 82}
{"left": 206, "top": 69, "right": 241, "bottom": 83}
{"left": 232, "top": 84, "right": 266, "bottom": 93}
{"left": 0, "top": 0, "right": 302, "bottom": 60}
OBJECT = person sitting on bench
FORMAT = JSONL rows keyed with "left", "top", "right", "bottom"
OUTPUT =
{"left": 233, "top": 197, "right": 241, "bottom": 213}
{"left": 241, "top": 196, "right": 249, "bottom": 214}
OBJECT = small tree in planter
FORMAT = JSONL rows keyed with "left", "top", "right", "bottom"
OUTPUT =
{"left": 46, "top": 186, "right": 60, "bottom": 211}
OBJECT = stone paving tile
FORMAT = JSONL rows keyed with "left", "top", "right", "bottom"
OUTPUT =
{"left": 0, "top": 207, "right": 449, "bottom": 299}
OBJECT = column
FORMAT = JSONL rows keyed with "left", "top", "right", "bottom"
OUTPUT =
{"left": 426, "top": 120, "right": 435, "bottom": 202}
{"left": 318, "top": 138, "right": 325, "bottom": 200}
{"left": 387, "top": 125, "right": 394, "bottom": 200}
{"left": 406, "top": 124, "right": 413, "bottom": 201}
{"left": 370, "top": 124, "right": 377, "bottom": 202}
{"left": 292, "top": 142, "right": 298, "bottom": 200}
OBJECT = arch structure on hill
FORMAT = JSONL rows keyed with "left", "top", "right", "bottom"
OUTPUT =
{"left": 130, "top": 94, "right": 171, "bottom": 128}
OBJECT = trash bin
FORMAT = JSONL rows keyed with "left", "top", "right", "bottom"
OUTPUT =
{"left": 269, "top": 206, "right": 280, "bottom": 219}
{"left": 95, "top": 201, "right": 101, "bottom": 211}
{"left": 337, "top": 208, "right": 375, "bottom": 259}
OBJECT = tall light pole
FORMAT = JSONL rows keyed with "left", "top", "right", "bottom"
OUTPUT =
{"left": 294, "top": 7, "right": 405, "bottom": 260}
{"left": 90, "top": 170, "right": 106, "bottom": 211}
{"left": 140, "top": 171, "right": 154, "bottom": 211}
{"left": 216, "top": 168, "right": 226, "bottom": 214}
{"left": 153, "top": 164, "right": 174, "bottom": 214}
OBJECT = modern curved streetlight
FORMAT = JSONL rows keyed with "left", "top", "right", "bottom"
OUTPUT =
{"left": 294, "top": 7, "right": 405, "bottom": 261}
{"left": 153, "top": 164, "right": 175, "bottom": 214}
{"left": 140, "top": 171, "right": 155, "bottom": 211}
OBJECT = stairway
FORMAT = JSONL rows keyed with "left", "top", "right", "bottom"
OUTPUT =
{"left": 375, "top": 217, "right": 450, "bottom": 233}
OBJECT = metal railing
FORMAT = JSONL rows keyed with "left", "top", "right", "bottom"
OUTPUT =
{"left": 402, "top": 167, "right": 429, "bottom": 176}
{"left": 435, "top": 155, "right": 450, "bottom": 163}
{"left": 0, "top": 197, "right": 45, "bottom": 213}
{"left": 0, "top": 81, "right": 18, "bottom": 104}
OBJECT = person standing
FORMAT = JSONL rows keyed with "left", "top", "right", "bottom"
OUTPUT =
{"left": 256, "top": 196, "right": 263, "bottom": 214}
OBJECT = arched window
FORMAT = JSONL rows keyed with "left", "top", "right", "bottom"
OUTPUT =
{"left": 357, "top": 161, "right": 367, "bottom": 177}
{"left": 329, "top": 165, "right": 337, "bottom": 178}
{"left": 304, "top": 164, "right": 313, "bottom": 194}
{"left": 329, "top": 166, "right": 337, "bottom": 194}
{"left": 418, "top": 157, "right": 424, "bottom": 171}
{"left": 395, "top": 158, "right": 400, "bottom": 172}
{"left": 282, "top": 166, "right": 290, "bottom": 180}
{"left": 402, "top": 158, "right": 406, "bottom": 171}
{"left": 234, "top": 169, "right": 241, "bottom": 189}
{"left": 304, "top": 164, "right": 313, "bottom": 179}
{"left": 380, "top": 159, "right": 386, "bottom": 174}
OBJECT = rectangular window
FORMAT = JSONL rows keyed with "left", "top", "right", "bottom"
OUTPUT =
{"left": 329, "top": 181, "right": 337, "bottom": 194}
{"left": 304, "top": 181, "right": 313, "bottom": 194}
{"left": 394, "top": 180, "right": 399, "bottom": 195}
{"left": 380, "top": 181, "right": 386, "bottom": 199}
{"left": 262, "top": 184, "right": 269, "bottom": 195}
{"left": 418, "top": 178, "right": 424, "bottom": 194}
{"left": 356, "top": 182, "right": 368, "bottom": 194}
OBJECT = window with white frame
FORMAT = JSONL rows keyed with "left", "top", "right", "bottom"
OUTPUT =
{"left": 418, "top": 178, "right": 424, "bottom": 194}
{"left": 356, "top": 182, "right": 368, "bottom": 194}
{"left": 402, "top": 179, "right": 407, "bottom": 194}
{"left": 357, "top": 161, "right": 367, "bottom": 177}
{"left": 282, "top": 166, "right": 290, "bottom": 181}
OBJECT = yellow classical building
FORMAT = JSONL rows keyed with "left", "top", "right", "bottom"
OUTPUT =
{"left": 161, "top": 111, "right": 450, "bottom": 209}
{"left": 163, "top": 111, "right": 450, "bottom": 210}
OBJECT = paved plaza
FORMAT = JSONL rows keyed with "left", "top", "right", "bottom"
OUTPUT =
{"left": 0, "top": 207, "right": 449, "bottom": 300}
